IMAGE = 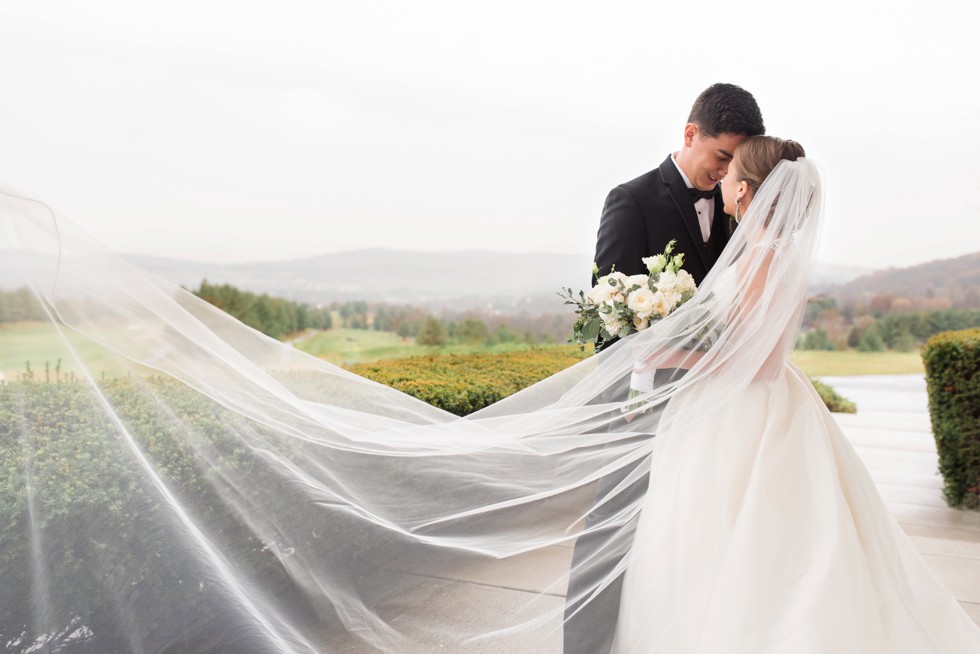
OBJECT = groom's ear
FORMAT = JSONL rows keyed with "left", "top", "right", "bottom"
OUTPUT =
{"left": 683, "top": 123, "right": 699, "bottom": 148}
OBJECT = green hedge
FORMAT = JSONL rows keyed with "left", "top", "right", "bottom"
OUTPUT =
{"left": 348, "top": 346, "right": 856, "bottom": 416}
{"left": 810, "top": 378, "right": 857, "bottom": 414}
{"left": 922, "top": 328, "right": 980, "bottom": 509}
{"left": 0, "top": 374, "right": 331, "bottom": 653}
{"left": 347, "top": 346, "right": 592, "bottom": 416}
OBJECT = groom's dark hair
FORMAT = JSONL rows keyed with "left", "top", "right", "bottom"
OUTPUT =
{"left": 688, "top": 83, "right": 765, "bottom": 138}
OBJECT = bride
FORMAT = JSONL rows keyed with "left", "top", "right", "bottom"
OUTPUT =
{"left": 610, "top": 137, "right": 980, "bottom": 652}
{"left": 1, "top": 137, "right": 977, "bottom": 653}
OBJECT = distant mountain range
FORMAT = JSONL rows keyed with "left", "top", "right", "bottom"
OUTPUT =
{"left": 0, "top": 246, "right": 894, "bottom": 314}
{"left": 121, "top": 249, "right": 873, "bottom": 311}
{"left": 124, "top": 249, "right": 597, "bottom": 312}
{"left": 832, "top": 252, "right": 980, "bottom": 306}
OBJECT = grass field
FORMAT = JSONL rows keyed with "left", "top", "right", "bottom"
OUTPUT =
{"left": 0, "top": 321, "right": 152, "bottom": 380}
{"left": 1, "top": 321, "right": 105, "bottom": 380}
{"left": 294, "top": 328, "right": 556, "bottom": 366}
{"left": 790, "top": 349, "right": 924, "bottom": 377}
{"left": 3, "top": 321, "right": 926, "bottom": 380}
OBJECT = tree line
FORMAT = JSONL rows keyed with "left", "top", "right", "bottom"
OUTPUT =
{"left": 0, "top": 287, "right": 46, "bottom": 322}
{"left": 0, "top": 284, "right": 331, "bottom": 341}
{"left": 192, "top": 280, "right": 332, "bottom": 339}
{"left": 326, "top": 300, "right": 572, "bottom": 345}
{"left": 7, "top": 281, "right": 975, "bottom": 354}
{"left": 800, "top": 294, "right": 980, "bottom": 352}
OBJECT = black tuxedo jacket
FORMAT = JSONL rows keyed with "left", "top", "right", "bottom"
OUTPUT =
{"left": 591, "top": 155, "right": 732, "bottom": 350}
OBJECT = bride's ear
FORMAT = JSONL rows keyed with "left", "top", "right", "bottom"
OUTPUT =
{"left": 735, "top": 180, "right": 750, "bottom": 204}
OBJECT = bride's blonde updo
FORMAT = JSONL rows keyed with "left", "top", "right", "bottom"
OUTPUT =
{"left": 735, "top": 136, "right": 806, "bottom": 193}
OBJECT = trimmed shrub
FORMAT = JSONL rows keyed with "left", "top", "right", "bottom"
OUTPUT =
{"left": 809, "top": 378, "right": 857, "bottom": 414}
{"left": 348, "top": 346, "right": 591, "bottom": 416}
{"left": 348, "top": 347, "right": 856, "bottom": 417}
{"left": 0, "top": 374, "right": 327, "bottom": 653}
{"left": 922, "top": 328, "right": 980, "bottom": 509}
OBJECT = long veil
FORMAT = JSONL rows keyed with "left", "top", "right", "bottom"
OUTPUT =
{"left": 0, "top": 159, "right": 822, "bottom": 652}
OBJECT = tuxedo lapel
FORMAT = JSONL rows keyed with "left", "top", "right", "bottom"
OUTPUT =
{"left": 658, "top": 157, "right": 710, "bottom": 271}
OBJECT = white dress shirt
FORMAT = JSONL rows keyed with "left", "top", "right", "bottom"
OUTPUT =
{"left": 671, "top": 154, "right": 714, "bottom": 243}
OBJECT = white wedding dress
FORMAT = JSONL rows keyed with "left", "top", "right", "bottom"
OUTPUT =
{"left": 612, "top": 267, "right": 980, "bottom": 653}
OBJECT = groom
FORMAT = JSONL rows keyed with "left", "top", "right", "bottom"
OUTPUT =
{"left": 563, "top": 83, "right": 765, "bottom": 654}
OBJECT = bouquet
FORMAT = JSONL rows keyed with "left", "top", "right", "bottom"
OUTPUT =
{"left": 560, "top": 240, "right": 697, "bottom": 348}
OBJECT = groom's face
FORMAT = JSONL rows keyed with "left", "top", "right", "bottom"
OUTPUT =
{"left": 684, "top": 125, "right": 746, "bottom": 191}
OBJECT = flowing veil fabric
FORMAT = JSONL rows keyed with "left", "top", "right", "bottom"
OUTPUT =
{"left": 1, "top": 160, "right": 977, "bottom": 653}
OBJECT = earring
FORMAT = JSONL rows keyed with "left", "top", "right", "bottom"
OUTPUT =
{"left": 735, "top": 199, "right": 742, "bottom": 223}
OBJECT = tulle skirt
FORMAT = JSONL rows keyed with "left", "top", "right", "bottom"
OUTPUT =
{"left": 612, "top": 364, "right": 980, "bottom": 653}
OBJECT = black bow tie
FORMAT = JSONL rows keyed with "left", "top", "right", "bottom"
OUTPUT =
{"left": 688, "top": 186, "right": 718, "bottom": 202}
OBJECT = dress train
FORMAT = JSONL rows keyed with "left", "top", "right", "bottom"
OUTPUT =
{"left": 612, "top": 365, "right": 980, "bottom": 653}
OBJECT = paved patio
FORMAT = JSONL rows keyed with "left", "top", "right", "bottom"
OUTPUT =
{"left": 821, "top": 375, "right": 980, "bottom": 625}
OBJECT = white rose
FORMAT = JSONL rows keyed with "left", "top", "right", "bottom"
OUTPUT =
{"left": 601, "top": 313, "right": 625, "bottom": 335}
{"left": 662, "top": 289, "right": 683, "bottom": 310}
{"left": 676, "top": 269, "right": 697, "bottom": 294}
{"left": 625, "top": 274, "right": 650, "bottom": 291}
{"left": 656, "top": 269, "right": 679, "bottom": 293}
{"left": 602, "top": 271, "right": 628, "bottom": 289}
{"left": 650, "top": 291, "right": 673, "bottom": 318}
{"left": 626, "top": 287, "right": 656, "bottom": 318}
{"left": 632, "top": 314, "right": 650, "bottom": 331}
{"left": 587, "top": 282, "right": 615, "bottom": 305}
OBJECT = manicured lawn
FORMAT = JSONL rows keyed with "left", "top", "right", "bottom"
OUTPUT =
{"left": 790, "top": 349, "right": 924, "bottom": 376}
{"left": 293, "top": 328, "right": 413, "bottom": 365}
{"left": 0, "top": 321, "right": 151, "bottom": 380}
{"left": 2, "top": 321, "right": 89, "bottom": 379}
{"left": 294, "top": 328, "right": 561, "bottom": 366}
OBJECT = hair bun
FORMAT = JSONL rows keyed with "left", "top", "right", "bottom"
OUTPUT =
{"left": 784, "top": 140, "right": 805, "bottom": 161}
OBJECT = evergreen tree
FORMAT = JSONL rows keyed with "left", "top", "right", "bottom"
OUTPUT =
{"left": 416, "top": 318, "right": 448, "bottom": 346}
{"left": 456, "top": 319, "right": 488, "bottom": 343}
{"left": 190, "top": 281, "right": 329, "bottom": 339}
{"left": 857, "top": 325, "right": 886, "bottom": 352}
{"left": 802, "top": 329, "right": 833, "bottom": 351}
{"left": 490, "top": 324, "right": 518, "bottom": 344}
{"left": 893, "top": 329, "right": 917, "bottom": 352}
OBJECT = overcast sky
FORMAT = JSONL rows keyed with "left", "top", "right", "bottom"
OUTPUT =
{"left": 1, "top": 1, "right": 977, "bottom": 269}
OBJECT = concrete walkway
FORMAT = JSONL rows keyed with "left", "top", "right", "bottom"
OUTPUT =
{"left": 821, "top": 375, "right": 980, "bottom": 625}
{"left": 340, "top": 375, "right": 979, "bottom": 651}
